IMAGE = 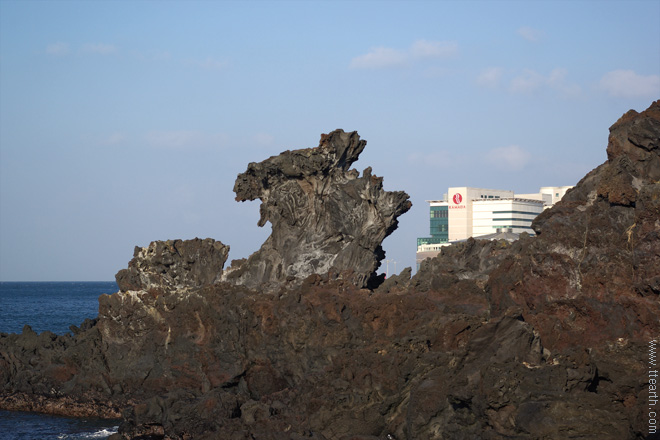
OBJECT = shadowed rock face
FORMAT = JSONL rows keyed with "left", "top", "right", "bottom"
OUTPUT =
{"left": 223, "top": 129, "right": 412, "bottom": 290}
{"left": 1, "top": 108, "right": 659, "bottom": 440}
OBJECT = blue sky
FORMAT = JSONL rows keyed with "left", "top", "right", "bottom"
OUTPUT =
{"left": 1, "top": 0, "right": 658, "bottom": 281}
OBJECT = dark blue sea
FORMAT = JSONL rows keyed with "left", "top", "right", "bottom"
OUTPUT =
{"left": 0, "top": 281, "right": 120, "bottom": 439}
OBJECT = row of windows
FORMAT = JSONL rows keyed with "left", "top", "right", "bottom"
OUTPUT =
{"left": 417, "top": 236, "right": 448, "bottom": 246}
{"left": 492, "top": 210, "right": 541, "bottom": 216}
{"left": 435, "top": 210, "right": 539, "bottom": 218}
{"left": 492, "top": 225, "right": 534, "bottom": 230}
{"left": 431, "top": 225, "right": 448, "bottom": 234}
{"left": 492, "top": 217, "right": 533, "bottom": 223}
{"left": 430, "top": 214, "right": 448, "bottom": 237}
{"left": 430, "top": 207, "right": 449, "bottom": 218}
{"left": 479, "top": 195, "right": 501, "bottom": 199}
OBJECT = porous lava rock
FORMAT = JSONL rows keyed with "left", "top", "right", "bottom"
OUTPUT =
{"left": 115, "top": 238, "right": 230, "bottom": 293}
{"left": 489, "top": 100, "right": 660, "bottom": 350}
{"left": 1, "top": 109, "right": 659, "bottom": 440}
{"left": 223, "top": 129, "right": 412, "bottom": 291}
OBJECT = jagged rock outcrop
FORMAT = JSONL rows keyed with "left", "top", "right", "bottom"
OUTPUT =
{"left": 223, "top": 129, "right": 412, "bottom": 290}
{"left": 411, "top": 236, "right": 518, "bottom": 292}
{"left": 1, "top": 108, "right": 659, "bottom": 440}
{"left": 115, "top": 238, "right": 229, "bottom": 292}
{"left": 488, "top": 101, "right": 660, "bottom": 350}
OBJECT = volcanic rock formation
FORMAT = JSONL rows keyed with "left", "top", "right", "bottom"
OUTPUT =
{"left": 115, "top": 238, "right": 230, "bottom": 293}
{"left": 488, "top": 102, "right": 660, "bottom": 349}
{"left": 1, "top": 105, "right": 659, "bottom": 440}
{"left": 224, "top": 129, "right": 412, "bottom": 291}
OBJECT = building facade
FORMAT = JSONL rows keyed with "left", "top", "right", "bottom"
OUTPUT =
{"left": 416, "top": 186, "right": 572, "bottom": 268}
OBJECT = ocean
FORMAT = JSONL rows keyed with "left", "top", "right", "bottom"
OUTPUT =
{"left": 0, "top": 282, "right": 121, "bottom": 440}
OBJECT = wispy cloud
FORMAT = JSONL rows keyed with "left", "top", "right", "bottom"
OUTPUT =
{"left": 509, "top": 69, "right": 546, "bottom": 93}
{"left": 517, "top": 26, "right": 543, "bottom": 42}
{"left": 476, "top": 67, "right": 504, "bottom": 88}
{"left": 485, "top": 145, "right": 531, "bottom": 171}
{"left": 145, "top": 130, "right": 228, "bottom": 149}
{"left": 509, "top": 68, "right": 580, "bottom": 96}
{"left": 350, "top": 39, "right": 458, "bottom": 70}
{"left": 46, "top": 42, "right": 70, "bottom": 56}
{"left": 598, "top": 69, "right": 660, "bottom": 98}
{"left": 410, "top": 40, "right": 458, "bottom": 59}
{"left": 82, "top": 43, "right": 118, "bottom": 55}
{"left": 349, "top": 47, "right": 408, "bottom": 69}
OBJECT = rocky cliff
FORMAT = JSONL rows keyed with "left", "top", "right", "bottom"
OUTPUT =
{"left": 0, "top": 104, "right": 659, "bottom": 440}
{"left": 224, "top": 129, "right": 411, "bottom": 291}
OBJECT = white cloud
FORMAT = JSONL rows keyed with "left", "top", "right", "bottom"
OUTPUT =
{"left": 46, "top": 42, "right": 70, "bottom": 56}
{"left": 349, "top": 46, "right": 408, "bottom": 69}
{"left": 350, "top": 39, "right": 457, "bottom": 70}
{"left": 82, "top": 43, "right": 118, "bottom": 55}
{"left": 547, "top": 67, "right": 567, "bottom": 84}
{"left": 598, "top": 70, "right": 660, "bottom": 98}
{"left": 477, "top": 67, "right": 504, "bottom": 88}
{"left": 517, "top": 26, "right": 543, "bottom": 42}
{"left": 486, "top": 145, "right": 531, "bottom": 171}
{"left": 410, "top": 40, "right": 458, "bottom": 59}
{"left": 509, "top": 69, "right": 545, "bottom": 93}
{"left": 509, "top": 68, "right": 580, "bottom": 96}
{"left": 146, "top": 131, "right": 228, "bottom": 149}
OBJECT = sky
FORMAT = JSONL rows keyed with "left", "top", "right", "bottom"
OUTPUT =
{"left": 1, "top": 0, "right": 659, "bottom": 281}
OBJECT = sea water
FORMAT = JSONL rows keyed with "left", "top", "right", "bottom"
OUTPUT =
{"left": 0, "top": 282, "right": 120, "bottom": 440}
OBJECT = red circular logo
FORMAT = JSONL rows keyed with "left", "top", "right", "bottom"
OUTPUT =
{"left": 452, "top": 193, "right": 463, "bottom": 204}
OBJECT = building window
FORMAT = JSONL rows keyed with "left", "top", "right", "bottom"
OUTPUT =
{"left": 493, "top": 210, "right": 542, "bottom": 216}
{"left": 492, "top": 218, "right": 533, "bottom": 222}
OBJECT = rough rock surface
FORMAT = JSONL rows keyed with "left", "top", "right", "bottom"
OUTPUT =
{"left": 488, "top": 102, "right": 660, "bottom": 350}
{"left": 1, "top": 106, "right": 659, "bottom": 440}
{"left": 223, "top": 129, "right": 412, "bottom": 290}
{"left": 116, "top": 238, "right": 230, "bottom": 293}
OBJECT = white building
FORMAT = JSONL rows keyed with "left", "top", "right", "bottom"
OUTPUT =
{"left": 416, "top": 186, "right": 572, "bottom": 268}
{"left": 472, "top": 197, "right": 544, "bottom": 237}
{"left": 517, "top": 186, "right": 573, "bottom": 207}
